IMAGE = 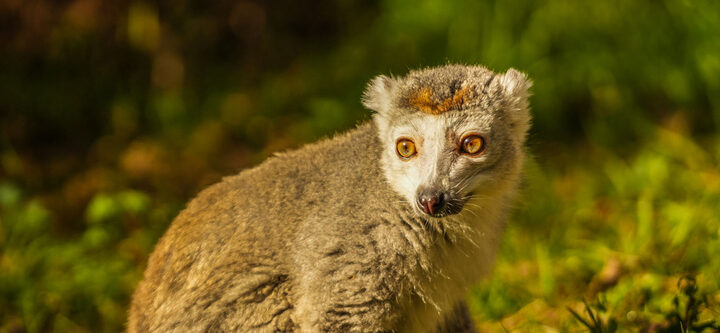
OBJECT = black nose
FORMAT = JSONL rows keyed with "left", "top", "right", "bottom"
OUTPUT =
{"left": 417, "top": 193, "right": 445, "bottom": 215}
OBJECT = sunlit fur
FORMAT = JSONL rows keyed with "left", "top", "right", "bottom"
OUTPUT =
{"left": 129, "top": 64, "right": 531, "bottom": 332}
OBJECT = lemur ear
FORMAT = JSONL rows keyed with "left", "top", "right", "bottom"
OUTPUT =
{"left": 498, "top": 68, "right": 532, "bottom": 101}
{"left": 498, "top": 68, "right": 533, "bottom": 141}
{"left": 362, "top": 75, "right": 396, "bottom": 115}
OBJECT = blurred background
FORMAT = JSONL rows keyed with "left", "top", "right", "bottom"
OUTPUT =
{"left": 1, "top": 0, "right": 719, "bottom": 331}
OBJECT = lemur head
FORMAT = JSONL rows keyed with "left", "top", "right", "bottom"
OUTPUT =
{"left": 363, "top": 64, "right": 532, "bottom": 218}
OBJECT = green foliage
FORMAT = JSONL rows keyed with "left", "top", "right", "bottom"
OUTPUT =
{"left": 665, "top": 276, "right": 720, "bottom": 333}
{"left": 568, "top": 298, "right": 617, "bottom": 333}
{"left": 1, "top": 0, "right": 719, "bottom": 331}
{"left": 1, "top": 185, "right": 160, "bottom": 332}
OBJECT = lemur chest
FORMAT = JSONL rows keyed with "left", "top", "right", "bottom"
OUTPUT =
{"left": 399, "top": 234, "right": 496, "bottom": 332}
{"left": 382, "top": 213, "right": 501, "bottom": 332}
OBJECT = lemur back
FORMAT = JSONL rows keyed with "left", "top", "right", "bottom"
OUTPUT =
{"left": 129, "top": 64, "right": 532, "bottom": 332}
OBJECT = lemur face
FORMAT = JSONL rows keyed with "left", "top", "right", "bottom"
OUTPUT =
{"left": 364, "top": 65, "right": 531, "bottom": 218}
{"left": 379, "top": 110, "right": 517, "bottom": 217}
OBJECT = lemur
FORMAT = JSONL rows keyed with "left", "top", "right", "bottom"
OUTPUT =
{"left": 129, "top": 64, "right": 532, "bottom": 332}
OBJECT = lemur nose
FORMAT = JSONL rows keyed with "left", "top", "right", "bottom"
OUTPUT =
{"left": 418, "top": 193, "right": 445, "bottom": 215}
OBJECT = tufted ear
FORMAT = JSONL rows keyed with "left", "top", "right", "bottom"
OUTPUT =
{"left": 498, "top": 68, "right": 533, "bottom": 141}
{"left": 498, "top": 68, "right": 532, "bottom": 102}
{"left": 362, "top": 75, "right": 396, "bottom": 115}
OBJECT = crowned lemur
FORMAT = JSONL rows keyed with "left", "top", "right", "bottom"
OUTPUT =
{"left": 129, "top": 64, "right": 532, "bottom": 332}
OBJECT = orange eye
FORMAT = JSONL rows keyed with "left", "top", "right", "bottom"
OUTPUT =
{"left": 396, "top": 138, "right": 417, "bottom": 159}
{"left": 460, "top": 135, "right": 485, "bottom": 155}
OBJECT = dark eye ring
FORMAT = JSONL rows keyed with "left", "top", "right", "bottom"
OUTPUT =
{"left": 460, "top": 134, "right": 486, "bottom": 156}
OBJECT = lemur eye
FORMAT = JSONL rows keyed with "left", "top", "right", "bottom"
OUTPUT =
{"left": 396, "top": 138, "right": 417, "bottom": 159}
{"left": 460, "top": 134, "right": 485, "bottom": 155}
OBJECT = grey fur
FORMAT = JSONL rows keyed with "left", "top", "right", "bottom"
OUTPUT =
{"left": 128, "top": 64, "right": 532, "bottom": 332}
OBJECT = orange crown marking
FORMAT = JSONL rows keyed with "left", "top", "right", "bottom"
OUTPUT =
{"left": 408, "top": 86, "right": 469, "bottom": 115}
